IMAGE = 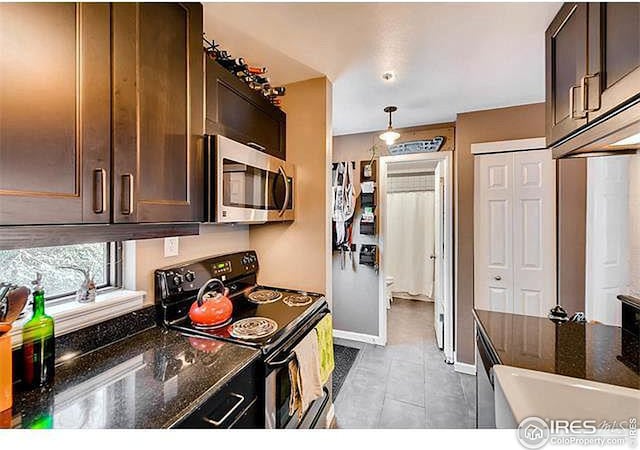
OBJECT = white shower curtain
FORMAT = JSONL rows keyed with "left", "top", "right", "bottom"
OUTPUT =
{"left": 386, "top": 191, "right": 435, "bottom": 297}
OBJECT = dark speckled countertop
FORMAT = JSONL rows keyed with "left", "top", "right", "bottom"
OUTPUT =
{"left": 473, "top": 309, "right": 639, "bottom": 390}
{"left": 9, "top": 327, "right": 260, "bottom": 429}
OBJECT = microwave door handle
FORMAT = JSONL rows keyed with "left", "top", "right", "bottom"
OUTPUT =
{"left": 278, "top": 166, "right": 289, "bottom": 217}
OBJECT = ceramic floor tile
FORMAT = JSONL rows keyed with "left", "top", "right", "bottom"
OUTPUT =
{"left": 333, "top": 299, "right": 477, "bottom": 429}
{"left": 378, "top": 397, "right": 426, "bottom": 429}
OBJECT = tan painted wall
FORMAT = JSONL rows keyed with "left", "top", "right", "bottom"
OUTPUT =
{"left": 249, "top": 77, "right": 332, "bottom": 296}
{"left": 136, "top": 225, "right": 249, "bottom": 304}
{"left": 455, "top": 103, "right": 545, "bottom": 364}
{"left": 557, "top": 158, "right": 587, "bottom": 315}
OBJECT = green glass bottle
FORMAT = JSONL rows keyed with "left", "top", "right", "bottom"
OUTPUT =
{"left": 21, "top": 273, "right": 55, "bottom": 389}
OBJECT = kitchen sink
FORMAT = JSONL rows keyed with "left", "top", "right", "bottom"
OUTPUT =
{"left": 493, "top": 365, "right": 640, "bottom": 429}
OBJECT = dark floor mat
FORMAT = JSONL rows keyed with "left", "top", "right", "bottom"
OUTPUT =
{"left": 332, "top": 344, "right": 360, "bottom": 398}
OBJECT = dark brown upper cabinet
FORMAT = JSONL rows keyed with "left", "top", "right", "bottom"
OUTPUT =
{"left": 545, "top": 3, "right": 589, "bottom": 146}
{"left": 546, "top": 2, "right": 640, "bottom": 147}
{"left": 0, "top": 3, "right": 111, "bottom": 225}
{"left": 112, "top": 2, "right": 204, "bottom": 223}
{"left": 586, "top": 2, "right": 640, "bottom": 122}
{"left": 206, "top": 58, "right": 286, "bottom": 160}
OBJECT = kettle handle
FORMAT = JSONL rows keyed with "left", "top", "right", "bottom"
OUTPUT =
{"left": 196, "top": 278, "right": 226, "bottom": 307}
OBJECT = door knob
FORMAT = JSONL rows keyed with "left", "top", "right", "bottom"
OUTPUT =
{"left": 429, "top": 255, "right": 436, "bottom": 260}
{"left": 494, "top": 276, "right": 502, "bottom": 281}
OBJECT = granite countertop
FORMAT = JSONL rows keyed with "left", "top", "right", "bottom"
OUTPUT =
{"left": 9, "top": 327, "right": 260, "bottom": 429}
{"left": 473, "top": 308, "right": 639, "bottom": 390}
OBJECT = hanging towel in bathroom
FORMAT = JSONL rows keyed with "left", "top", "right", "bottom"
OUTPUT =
{"left": 315, "top": 314, "right": 335, "bottom": 385}
{"left": 331, "top": 162, "right": 356, "bottom": 246}
{"left": 288, "top": 330, "right": 322, "bottom": 418}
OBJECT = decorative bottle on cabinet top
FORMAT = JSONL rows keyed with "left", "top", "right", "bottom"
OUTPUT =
{"left": 21, "top": 273, "right": 55, "bottom": 389}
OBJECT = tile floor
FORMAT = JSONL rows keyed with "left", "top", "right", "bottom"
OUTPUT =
{"left": 334, "top": 298, "right": 476, "bottom": 429}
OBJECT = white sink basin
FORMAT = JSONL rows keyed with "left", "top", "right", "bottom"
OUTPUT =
{"left": 493, "top": 365, "right": 640, "bottom": 429}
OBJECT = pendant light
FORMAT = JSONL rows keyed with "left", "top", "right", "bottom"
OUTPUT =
{"left": 379, "top": 106, "right": 400, "bottom": 145}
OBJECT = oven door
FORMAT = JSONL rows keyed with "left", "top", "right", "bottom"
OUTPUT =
{"left": 264, "top": 310, "right": 332, "bottom": 429}
{"left": 212, "top": 135, "right": 292, "bottom": 223}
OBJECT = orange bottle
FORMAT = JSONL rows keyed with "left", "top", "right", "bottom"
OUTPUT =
{"left": 0, "top": 328, "right": 12, "bottom": 413}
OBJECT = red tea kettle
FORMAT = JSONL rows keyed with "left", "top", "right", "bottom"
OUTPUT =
{"left": 188, "top": 278, "right": 233, "bottom": 327}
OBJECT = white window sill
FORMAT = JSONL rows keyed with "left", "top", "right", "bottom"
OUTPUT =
{"left": 10, "top": 289, "right": 147, "bottom": 349}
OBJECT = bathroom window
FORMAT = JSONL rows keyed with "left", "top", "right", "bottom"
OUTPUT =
{"left": 0, "top": 242, "right": 121, "bottom": 301}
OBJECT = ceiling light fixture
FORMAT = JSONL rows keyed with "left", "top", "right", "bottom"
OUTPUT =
{"left": 379, "top": 106, "right": 400, "bottom": 145}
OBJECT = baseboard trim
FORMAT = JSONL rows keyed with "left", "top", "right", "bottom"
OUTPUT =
{"left": 333, "top": 329, "right": 385, "bottom": 345}
{"left": 454, "top": 361, "right": 477, "bottom": 376}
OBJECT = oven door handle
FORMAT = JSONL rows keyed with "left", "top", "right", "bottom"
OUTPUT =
{"left": 266, "top": 351, "right": 296, "bottom": 369}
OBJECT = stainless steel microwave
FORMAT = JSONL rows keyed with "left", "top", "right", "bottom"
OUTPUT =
{"left": 205, "top": 135, "right": 295, "bottom": 223}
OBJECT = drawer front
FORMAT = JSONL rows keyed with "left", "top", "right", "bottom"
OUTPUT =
{"left": 229, "top": 399, "right": 262, "bottom": 428}
{"left": 175, "top": 360, "right": 262, "bottom": 429}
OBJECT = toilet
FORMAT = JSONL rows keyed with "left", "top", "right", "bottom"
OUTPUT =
{"left": 385, "top": 276, "right": 394, "bottom": 309}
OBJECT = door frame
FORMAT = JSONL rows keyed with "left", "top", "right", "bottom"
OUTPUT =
{"left": 378, "top": 151, "right": 454, "bottom": 363}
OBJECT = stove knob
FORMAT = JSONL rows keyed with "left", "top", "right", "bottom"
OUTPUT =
{"left": 172, "top": 274, "right": 184, "bottom": 286}
{"left": 184, "top": 271, "right": 195, "bottom": 283}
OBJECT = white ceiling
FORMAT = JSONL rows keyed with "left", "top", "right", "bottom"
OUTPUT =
{"left": 204, "top": 2, "right": 561, "bottom": 136}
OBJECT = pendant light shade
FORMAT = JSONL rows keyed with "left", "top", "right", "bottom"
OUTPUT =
{"left": 379, "top": 106, "right": 400, "bottom": 145}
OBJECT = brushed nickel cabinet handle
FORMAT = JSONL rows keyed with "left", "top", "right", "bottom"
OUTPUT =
{"left": 93, "top": 168, "right": 106, "bottom": 214}
{"left": 121, "top": 173, "right": 134, "bottom": 215}
{"left": 202, "top": 393, "right": 245, "bottom": 427}
{"left": 581, "top": 73, "right": 601, "bottom": 113}
{"left": 569, "top": 85, "right": 586, "bottom": 120}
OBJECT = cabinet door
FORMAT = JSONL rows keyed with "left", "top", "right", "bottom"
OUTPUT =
{"left": 0, "top": 3, "right": 111, "bottom": 225}
{"left": 112, "top": 3, "right": 203, "bottom": 223}
{"left": 545, "top": 3, "right": 588, "bottom": 146}
{"left": 586, "top": 2, "right": 640, "bottom": 121}
{"left": 206, "top": 60, "right": 286, "bottom": 160}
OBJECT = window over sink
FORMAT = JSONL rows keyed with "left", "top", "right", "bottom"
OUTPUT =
{"left": 0, "top": 242, "right": 121, "bottom": 302}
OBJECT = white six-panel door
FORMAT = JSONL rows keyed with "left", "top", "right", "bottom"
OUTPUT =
{"left": 474, "top": 149, "right": 556, "bottom": 316}
{"left": 475, "top": 153, "right": 514, "bottom": 312}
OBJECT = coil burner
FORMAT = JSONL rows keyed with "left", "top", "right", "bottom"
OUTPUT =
{"left": 229, "top": 317, "right": 278, "bottom": 339}
{"left": 283, "top": 294, "right": 313, "bottom": 307}
{"left": 247, "top": 289, "right": 283, "bottom": 304}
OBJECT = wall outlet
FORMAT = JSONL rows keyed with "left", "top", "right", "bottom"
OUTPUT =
{"left": 164, "top": 237, "right": 179, "bottom": 257}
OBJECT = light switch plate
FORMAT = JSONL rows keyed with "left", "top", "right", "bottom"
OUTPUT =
{"left": 164, "top": 237, "right": 179, "bottom": 257}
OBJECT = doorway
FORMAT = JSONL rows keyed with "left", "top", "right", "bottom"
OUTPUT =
{"left": 378, "top": 151, "right": 454, "bottom": 363}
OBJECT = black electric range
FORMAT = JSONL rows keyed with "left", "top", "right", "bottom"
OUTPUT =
{"left": 154, "top": 250, "right": 328, "bottom": 355}
{"left": 155, "top": 251, "right": 333, "bottom": 429}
